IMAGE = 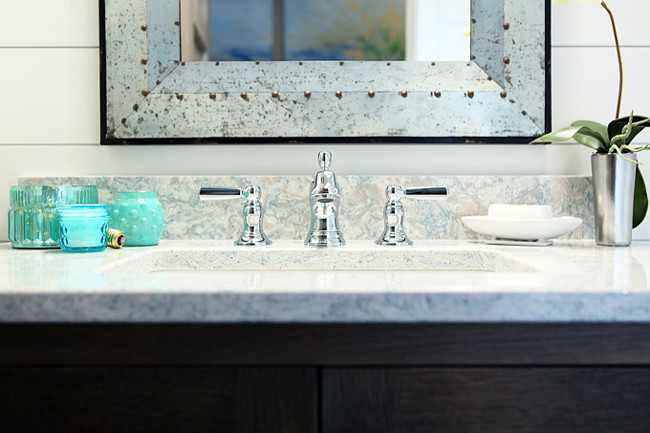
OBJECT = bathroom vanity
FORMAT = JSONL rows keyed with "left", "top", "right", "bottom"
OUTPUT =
{"left": 2, "top": 240, "right": 650, "bottom": 433}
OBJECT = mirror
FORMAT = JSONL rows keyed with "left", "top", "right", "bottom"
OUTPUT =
{"left": 103, "top": 0, "right": 549, "bottom": 143}
{"left": 180, "top": 0, "right": 470, "bottom": 62}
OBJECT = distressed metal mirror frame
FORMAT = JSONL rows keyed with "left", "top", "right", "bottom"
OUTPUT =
{"left": 101, "top": 0, "right": 550, "bottom": 144}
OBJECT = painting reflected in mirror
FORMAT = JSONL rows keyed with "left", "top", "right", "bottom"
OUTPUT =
{"left": 181, "top": 0, "right": 470, "bottom": 62}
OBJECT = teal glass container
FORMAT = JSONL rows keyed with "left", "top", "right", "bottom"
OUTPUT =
{"left": 56, "top": 185, "right": 99, "bottom": 206}
{"left": 110, "top": 191, "right": 165, "bottom": 246}
{"left": 8, "top": 185, "right": 98, "bottom": 249}
{"left": 8, "top": 186, "right": 58, "bottom": 248}
{"left": 57, "top": 204, "right": 111, "bottom": 253}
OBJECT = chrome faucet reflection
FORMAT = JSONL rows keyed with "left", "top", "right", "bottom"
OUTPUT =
{"left": 199, "top": 185, "right": 272, "bottom": 246}
{"left": 377, "top": 185, "right": 448, "bottom": 246}
{"left": 305, "top": 151, "right": 345, "bottom": 247}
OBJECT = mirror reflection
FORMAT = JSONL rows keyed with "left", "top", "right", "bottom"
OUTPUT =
{"left": 180, "top": 0, "right": 470, "bottom": 62}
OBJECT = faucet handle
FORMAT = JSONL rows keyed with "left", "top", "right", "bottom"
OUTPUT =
{"left": 318, "top": 151, "right": 332, "bottom": 171}
{"left": 199, "top": 186, "right": 260, "bottom": 201}
{"left": 376, "top": 185, "right": 448, "bottom": 246}
{"left": 387, "top": 185, "right": 448, "bottom": 201}
{"left": 199, "top": 185, "right": 271, "bottom": 246}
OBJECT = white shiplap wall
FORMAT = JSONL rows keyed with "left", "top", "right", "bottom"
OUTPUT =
{"left": 1, "top": 0, "right": 649, "bottom": 240}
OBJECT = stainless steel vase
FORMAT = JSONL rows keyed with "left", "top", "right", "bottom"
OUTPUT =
{"left": 591, "top": 153, "right": 637, "bottom": 246}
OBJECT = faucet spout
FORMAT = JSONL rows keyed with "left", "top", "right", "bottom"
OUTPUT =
{"left": 305, "top": 151, "right": 345, "bottom": 247}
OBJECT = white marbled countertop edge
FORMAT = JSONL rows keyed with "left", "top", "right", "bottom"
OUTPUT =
{"left": 1, "top": 240, "right": 650, "bottom": 323}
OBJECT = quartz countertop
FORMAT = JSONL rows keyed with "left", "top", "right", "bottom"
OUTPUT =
{"left": 1, "top": 240, "right": 649, "bottom": 323}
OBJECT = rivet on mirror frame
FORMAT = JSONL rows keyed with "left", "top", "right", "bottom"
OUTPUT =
{"left": 174, "top": 21, "right": 180, "bottom": 26}
{"left": 335, "top": 91, "right": 343, "bottom": 99}
{"left": 176, "top": 93, "right": 183, "bottom": 100}
{"left": 434, "top": 91, "right": 441, "bottom": 98}
{"left": 272, "top": 91, "right": 279, "bottom": 99}
{"left": 121, "top": 118, "right": 127, "bottom": 124}
{"left": 156, "top": 80, "right": 161, "bottom": 85}
{"left": 299, "top": 61, "right": 303, "bottom": 66}
{"left": 133, "top": 104, "right": 139, "bottom": 111}
{"left": 467, "top": 91, "right": 475, "bottom": 98}
{"left": 472, "top": 18, "right": 476, "bottom": 24}
{"left": 255, "top": 61, "right": 260, "bottom": 65}
{"left": 368, "top": 91, "right": 375, "bottom": 98}
{"left": 304, "top": 91, "right": 311, "bottom": 99}
{"left": 140, "top": 58, "right": 147, "bottom": 65}
{"left": 141, "top": 90, "right": 149, "bottom": 97}
{"left": 431, "top": 62, "right": 435, "bottom": 66}
{"left": 339, "top": 61, "right": 344, "bottom": 66}
{"left": 181, "top": 62, "right": 186, "bottom": 66}
{"left": 215, "top": 61, "right": 220, "bottom": 66}
{"left": 209, "top": 93, "right": 216, "bottom": 100}
{"left": 500, "top": 91, "right": 507, "bottom": 98}
{"left": 400, "top": 91, "right": 407, "bottom": 98}
{"left": 386, "top": 62, "right": 391, "bottom": 66}
{"left": 503, "top": 22, "right": 510, "bottom": 30}
{"left": 240, "top": 92, "right": 248, "bottom": 101}
{"left": 140, "top": 24, "right": 147, "bottom": 31}
{"left": 471, "top": 55, "right": 476, "bottom": 60}
{"left": 522, "top": 111, "right": 527, "bottom": 116}
{"left": 503, "top": 57, "right": 510, "bottom": 65}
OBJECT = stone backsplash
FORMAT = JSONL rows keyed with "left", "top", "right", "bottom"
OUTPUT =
{"left": 20, "top": 176, "right": 593, "bottom": 241}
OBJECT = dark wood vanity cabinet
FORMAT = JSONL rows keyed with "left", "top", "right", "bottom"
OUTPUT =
{"left": 2, "top": 323, "right": 650, "bottom": 433}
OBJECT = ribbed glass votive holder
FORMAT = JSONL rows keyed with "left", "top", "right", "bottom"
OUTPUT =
{"left": 8, "top": 185, "right": 99, "bottom": 249}
{"left": 57, "top": 204, "right": 111, "bottom": 253}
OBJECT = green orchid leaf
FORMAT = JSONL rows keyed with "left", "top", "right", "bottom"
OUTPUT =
{"left": 573, "top": 131, "right": 605, "bottom": 151}
{"left": 633, "top": 166, "right": 648, "bottom": 228}
{"left": 608, "top": 114, "right": 650, "bottom": 145}
{"left": 531, "top": 125, "right": 608, "bottom": 152}
{"left": 530, "top": 126, "right": 584, "bottom": 144}
{"left": 571, "top": 120, "right": 609, "bottom": 145}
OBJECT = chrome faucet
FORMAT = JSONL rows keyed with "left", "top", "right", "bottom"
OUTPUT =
{"left": 376, "top": 185, "right": 448, "bottom": 246}
{"left": 199, "top": 185, "right": 272, "bottom": 246}
{"left": 305, "top": 151, "right": 345, "bottom": 247}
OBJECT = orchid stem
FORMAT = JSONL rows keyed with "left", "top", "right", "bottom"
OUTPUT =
{"left": 601, "top": 1, "right": 622, "bottom": 119}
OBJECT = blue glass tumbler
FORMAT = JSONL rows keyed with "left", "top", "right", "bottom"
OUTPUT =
{"left": 57, "top": 204, "right": 111, "bottom": 253}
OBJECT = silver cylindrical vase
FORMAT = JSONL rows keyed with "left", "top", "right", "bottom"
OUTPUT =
{"left": 591, "top": 153, "right": 637, "bottom": 246}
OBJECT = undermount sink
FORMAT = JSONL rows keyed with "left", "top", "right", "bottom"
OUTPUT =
{"left": 98, "top": 242, "right": 537, "bottom": 274}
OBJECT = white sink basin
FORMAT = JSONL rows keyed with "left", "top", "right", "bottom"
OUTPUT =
{"left": 98, "top": 241, "right": 537, "bottom": 274}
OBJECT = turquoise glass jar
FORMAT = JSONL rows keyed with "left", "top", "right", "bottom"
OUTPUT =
{"left": 8, "top": 186, "right": 58, "bottom": 248}
{"left": 57, "top": 204, "right": 111, "bottom": 253}
{"left": 110, "top": 191, "right": 165, "bottom": 246}
{"left": 8, "top": 185, "right": 98, "bottom": 249}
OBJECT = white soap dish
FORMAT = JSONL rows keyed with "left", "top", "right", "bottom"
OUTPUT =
{"left": 461, "top": 204, "right": 582, "bottom": 246}
{"left": 484, "top": 238, "right": 553, "bottom": 247}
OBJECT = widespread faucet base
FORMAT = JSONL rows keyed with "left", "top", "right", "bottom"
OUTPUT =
{"left": 305, "top": 230, "right": 346, "bottom": 247}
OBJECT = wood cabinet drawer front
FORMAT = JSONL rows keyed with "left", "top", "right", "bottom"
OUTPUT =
{"left": 323, "top": 368, "right": 650, "bottom": 433}
{"left": 0, "top": 367, "right": 317, "bottom": 433}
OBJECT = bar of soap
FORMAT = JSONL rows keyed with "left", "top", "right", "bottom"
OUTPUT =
{"left": 487, "top": 204, "right": 553, "bottom": 220}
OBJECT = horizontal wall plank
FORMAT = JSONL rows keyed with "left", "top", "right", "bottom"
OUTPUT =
{"left": 0, "top": 0, "right": 98, "bottom": 47}
{"left": 0, "top": 48, "right": 99, "bottom": 145}
{"left": 552, "top": 0, "right": 650, "bottom": 47}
